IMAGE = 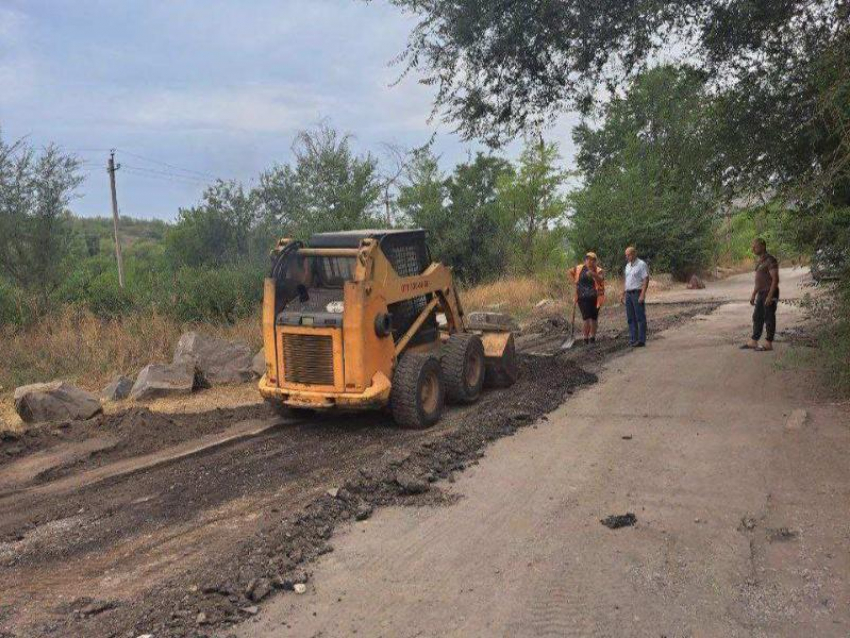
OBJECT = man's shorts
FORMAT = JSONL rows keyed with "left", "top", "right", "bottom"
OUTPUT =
{"left": 578, "top": 296, "right": 599, "bottom": 321}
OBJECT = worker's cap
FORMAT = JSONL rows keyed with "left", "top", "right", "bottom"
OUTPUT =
{"left": 585, "top": 251, "right": 598, "bottom": 260}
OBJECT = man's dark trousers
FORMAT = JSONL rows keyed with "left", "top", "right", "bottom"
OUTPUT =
{"left": 752, "top": 289, "right": 779, "bottom": 342}
{"left": 625, "top": 290, "right": 647, "bottom": 345}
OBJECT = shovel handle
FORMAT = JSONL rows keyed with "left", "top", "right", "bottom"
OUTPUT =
{"left": 570, "top": 298, "right": 577, "bottom": 337}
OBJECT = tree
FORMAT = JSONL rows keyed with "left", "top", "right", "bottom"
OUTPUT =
{"left": 0, "top": 135, "right": 83, "bottom": 307}
{"left": 386, "top": 0, "right": 847, "bottom": 147}
{"left": 399, "top": 149, "right": 516, "bottom": 283}
{"left": 257, "top": 123, "right": 383, "bottom": 238}
{"left": 496, "top": 138, "right": 569, "bottom": 273}
{"left": 386, "top": 0, "right": 850, "bottom": 275}
{"left": 396, "top": 147, "right": 448, "bottom": 232}
{"left": 568, "top": 66, "right": 717, "bottom": 278}
{"left": 165, "top": 180, "right": 261, "bottom": 268}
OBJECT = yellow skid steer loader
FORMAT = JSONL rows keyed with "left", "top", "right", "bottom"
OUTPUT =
{"left": 258, "top": 229, "right": 517, "bottom": 428}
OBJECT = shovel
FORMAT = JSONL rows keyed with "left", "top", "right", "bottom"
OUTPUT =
{"left": 560, "top": 299, "right": 578, "bottom": 350}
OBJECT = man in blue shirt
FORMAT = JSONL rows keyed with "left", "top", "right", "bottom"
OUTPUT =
{"left": 621, "top": 246, "right": 650, "bottom": 347}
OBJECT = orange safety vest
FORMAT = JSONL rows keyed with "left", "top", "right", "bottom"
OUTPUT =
{"left": 570, "top": 263, "right": 606, "bottom": 308}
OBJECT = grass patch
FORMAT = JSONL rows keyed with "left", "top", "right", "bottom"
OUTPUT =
{"left": 780, "top": 284, "right": 850, "bottom": 401}
{"left": 813, "top": 285, "right": 850, "bottom": 398}
{"left": 0, "top": 307, "right": 261, "bottom": 429}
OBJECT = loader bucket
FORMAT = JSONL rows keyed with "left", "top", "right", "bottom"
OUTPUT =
{"left": 480, "top": 331, "right": 518, "bottom": 388}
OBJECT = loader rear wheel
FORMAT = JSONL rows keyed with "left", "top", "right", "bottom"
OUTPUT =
{"left": 390, "top": 353, "right": 445, "bottom": 429}
{"left": 441, "top": 333, "right": 485, "bottom": 403}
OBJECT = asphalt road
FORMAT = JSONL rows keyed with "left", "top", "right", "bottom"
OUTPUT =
{"left": 234, "top": 268, "right": 850, "bottom": 638}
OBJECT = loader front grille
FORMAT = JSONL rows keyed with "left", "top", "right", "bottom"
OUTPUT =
{"left": 282, "top": 333, "right": 335, "bottom": 386}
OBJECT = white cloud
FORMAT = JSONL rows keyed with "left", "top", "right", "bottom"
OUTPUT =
{"left": 112, "top": 85, "right": 340, "bottom": 134}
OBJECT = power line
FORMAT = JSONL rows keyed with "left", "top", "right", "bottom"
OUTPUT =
{"left": 121, "top": 166, "right": 210, "bottom": 186}
{"left": 122, "top": 163, "right": 210, "bottom": 183}
{"left": 115, "top": 148, "right": 221, "bottom": 181}
{"left": 71, "top": 147, "right": 223, "bottom": 181}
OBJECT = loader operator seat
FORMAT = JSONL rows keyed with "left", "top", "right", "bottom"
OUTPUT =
{"left": 307, "top": 229, "right": 439, "bottom": 347}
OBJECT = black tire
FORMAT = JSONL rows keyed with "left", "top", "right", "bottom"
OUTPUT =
{"left": 390, "top": 353, "right": 445, "bottom": 429}
{"left": 269, "top": 401, "right": 314, "bottom": 420}
{"left": 441, "top": 333, "right": 486, "bottom": 403}
{"left": 485, "top": 334, "right": 519, "bottom": 388}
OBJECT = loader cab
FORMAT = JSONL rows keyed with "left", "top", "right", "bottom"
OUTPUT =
{"left": 272, "top": 229, "right": 438, "bottom": 343}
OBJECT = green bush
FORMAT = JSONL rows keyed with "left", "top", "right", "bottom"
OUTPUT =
{"left": 823, "top": 282, "right": 850, "bottom": 395}
{"left": 0, "top": 279, "right": 26, "bottom": 325}
{"left": 719, "top": 205, "right": 801, "bottom": 265}
{"left": 167, "top": 266, "right": 264, "bottom": 323}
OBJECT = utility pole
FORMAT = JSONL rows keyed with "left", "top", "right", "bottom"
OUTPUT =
{"left": 107, "top": 150, "right": 125, "bottom": 288}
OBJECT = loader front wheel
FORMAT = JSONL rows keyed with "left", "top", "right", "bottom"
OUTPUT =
{"left": 441, "top": 333, "right": 485, "bottom": 403}
{"left": 390, "top": 353, "right": 445, "bottom": 429}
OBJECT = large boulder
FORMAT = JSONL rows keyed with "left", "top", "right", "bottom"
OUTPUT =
{"left": 130, "top": 362, "right": 195, "bottom": 401}
{"left": 465, "top": 311, "right": 520, "bottom": 333}
{"left": 14, "top": 381, "right": 102, "bottom": 423}
{"left": 173, "top": 332, "right": 255, "bottom": 385}
{"left": 252, "top": 349, "right": 266, "bottom": 378}
{"left": 687, "top": 274, "right": 706, "bottom": 290}
{"left": 100, "top": 375, "right": 134, "bottom": 402}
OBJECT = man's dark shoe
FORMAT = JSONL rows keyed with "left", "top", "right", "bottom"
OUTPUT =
{"left": 635, "top": 342, "right": 646, "bottom": 347}
{"left": 629, "top": 342, "right": 638, "bottom": 347}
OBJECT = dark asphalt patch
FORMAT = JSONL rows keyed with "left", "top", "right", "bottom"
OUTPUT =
{"left": 601, "top": 513, "right": 637, "bottom": 529}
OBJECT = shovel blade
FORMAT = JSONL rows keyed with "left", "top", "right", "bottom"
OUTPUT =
{"left": 560, "top": 337, "right": 576, "bottom": 350}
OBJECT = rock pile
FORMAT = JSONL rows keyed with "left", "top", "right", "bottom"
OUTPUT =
{"left": 173, "top": 331, "right": 255, "bottom": 385}
{"left": 129, "top": 363, "right": 195, "bottom": 401}
{"left": 12, "top": 331, "right": 266, "bottom": 423}
{"left": 687, "top": 274, "right": 706, "bottom": 290}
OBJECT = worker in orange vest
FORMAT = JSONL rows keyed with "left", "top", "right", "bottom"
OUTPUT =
{"left": 568, "top": 252, "right": 606, "bottom": 344}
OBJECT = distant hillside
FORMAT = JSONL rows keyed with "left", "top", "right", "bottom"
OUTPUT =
{"left": 70, "top": 215, "right": 170, "bottom": 246}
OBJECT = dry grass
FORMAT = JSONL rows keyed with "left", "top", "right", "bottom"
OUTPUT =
{"left": 461, "top": 275, "right": 563, "bottom": 318}
{"left": 461, "top": 273, "right": 634, "bottom": 319}
{"left": 0, "top": 307, "right": 262, "bottom": 429}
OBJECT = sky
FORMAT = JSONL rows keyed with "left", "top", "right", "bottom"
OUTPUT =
{"left": 0, "top": 0, "right": 579, "bottom": 221}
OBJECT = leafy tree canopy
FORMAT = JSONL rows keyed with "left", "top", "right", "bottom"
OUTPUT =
{"left": 397, "top": 149, "right": 518, "bottom": 283}
{"left": 387, "top": 0, "right": 846, "bottom": 148}
{"left": 0, "top": 134, "right": 83, "bottom": 305}
{"left": 258, "top": 123, "right": 383, "bottom": 238}
{"left": 165, "top": 180, "right": 261, "bottom": 268}
{"left": 569, "top": 66, "right": 717, "bottom": 278}
{"left": 497, "top": 138, "right": 569, "bottom": 273}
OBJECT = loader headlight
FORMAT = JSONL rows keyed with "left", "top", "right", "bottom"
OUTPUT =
{"left": 326, "top": 301, "right": 344, "bottom": 314}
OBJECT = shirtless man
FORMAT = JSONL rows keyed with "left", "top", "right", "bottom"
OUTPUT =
{"left": 742, "top": 238, "right": 780, "bottom": 352}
